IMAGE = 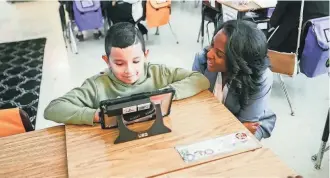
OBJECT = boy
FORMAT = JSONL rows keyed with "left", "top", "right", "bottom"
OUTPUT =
{"left": 44, "top": 22, "right": 210, "bottom": 125}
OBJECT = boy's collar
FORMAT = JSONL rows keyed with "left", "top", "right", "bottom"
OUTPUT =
{"left": 107, "top": 62, "right": 149, "bottom": 86}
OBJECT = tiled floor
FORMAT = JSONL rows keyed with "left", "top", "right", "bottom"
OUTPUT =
{"left": 1, "top": 1, "right": 329, "bottom": 178}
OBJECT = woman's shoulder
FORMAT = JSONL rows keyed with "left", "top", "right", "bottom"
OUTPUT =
{"left": 251, "top": 68, "right": 273, "bottom": 100}
{"left": 259, "top": 68, "right": 273, "bottom": 87}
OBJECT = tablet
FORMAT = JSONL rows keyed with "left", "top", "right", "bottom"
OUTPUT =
{"left": 99, "top": 87, "right": 175, "bottom": 129}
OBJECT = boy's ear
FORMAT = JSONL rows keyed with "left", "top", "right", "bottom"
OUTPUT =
{"left": 102, "top": 55, "right": 109, "bottom": 65}
{"left": 144, "top": 49, "right": 149, "bottom": 62}
{"left": 144, "top": 49, "right": 149, "bottom": 58}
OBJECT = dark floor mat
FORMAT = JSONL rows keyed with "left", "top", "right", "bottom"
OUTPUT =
{"left": 0, "top": 38, "right": 46, "bottom": 130}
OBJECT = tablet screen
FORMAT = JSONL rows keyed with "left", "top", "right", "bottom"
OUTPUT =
{"left": 100, "top": 88, "right": 175, "bottom": 129}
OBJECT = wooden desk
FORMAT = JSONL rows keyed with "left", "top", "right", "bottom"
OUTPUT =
{"left": 0, "top": 92, "right": 297, "bottom": 177}
{"left": 64, "top": 91, "right": 292, "bottom": 177}
{"left": 0, "top": 126, "right": 67, "bottom": 178}
{"left": 156, "top": 148, "right": 296, "bottom": 177}
{"left": 217, "top": 0, "right": 273, "bottom": 12}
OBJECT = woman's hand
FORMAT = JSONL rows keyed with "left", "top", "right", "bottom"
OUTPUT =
{"left": 243, "top": 122, "right": 260, "bottom": 134}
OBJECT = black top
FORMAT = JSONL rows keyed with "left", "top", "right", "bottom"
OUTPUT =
{"left": 268, "top": 0, "right": 329, "bottom": 53}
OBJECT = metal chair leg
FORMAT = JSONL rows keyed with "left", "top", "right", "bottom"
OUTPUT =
{"left": 194, "top": 0, "right": 200, "bottom": 8}
{"left": 200, "top": 5, "right": 205, "bottom": 49}
{"left": 59, "top": 4, "right": 67, "bottom": 48}
{"left": 200, "top": 35, "right": 204, "bottom": 49}
{"left": 197, "top": 21, "right": 202, "bottom": 43}
{"left": 155, "top": 27, "right": 159, "bottom": 35}
{"left": 312, "top": 111, "right": 329, "bottom": 170}
{"left": 168, "top": 22, "right": 179, "bottom": 44}
{"left": 278, "top": 74, "right": 295, "bottom": 116}
{"left": 206, "top": 21, "right": 212, "bottom": 44}
{"left": 68, "top": 22, "right": 78, "bottom": 54}
{"left": 312, "top": 143, "right": 329, "bottom": 170}
{"left": 103, "top": 17, "right": 111, "bottom": 34}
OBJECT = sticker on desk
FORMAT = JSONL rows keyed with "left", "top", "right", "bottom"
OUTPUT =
{"left": 175, "top": 131, "right": 260, "bottom": 163}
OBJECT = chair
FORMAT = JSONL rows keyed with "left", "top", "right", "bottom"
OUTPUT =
{"left": 268, "top": 0, "right": 329, "bottom": 116}
{"left": 267, "top": 50, "right": 297, "bottom": 116}
{"left": 59, "top": 1, "right": 109, "bottom": 54}
{"left": 197, "top": 1, "right": 222, "bottom": 48}
{"left": 266, "top": 0, "right": 304, "bottom": 116}
{"left": 146, "top": 0, "right": 179, "bottom": 44}
{"left": 311, "top": 109, "right": 329, "bottom": 170}
{"left": 0, "top": 108, "right": 33, "bottom": 137}
{"left": 267, "top": 22, "right": 297, "bottom": 116}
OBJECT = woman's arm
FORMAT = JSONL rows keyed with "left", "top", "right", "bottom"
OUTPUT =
{"left": 192, "top": 49, "right": 208, "bottom": 74}
{"left": 236, "top": 69, "right": 276, "bottom": 139}
{"left": 162, "top": 65, "right": 210, "bottom": 100}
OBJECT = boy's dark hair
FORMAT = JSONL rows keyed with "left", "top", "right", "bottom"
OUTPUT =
{"left": 105, "top": 22, "right": 146, "bottom": 57}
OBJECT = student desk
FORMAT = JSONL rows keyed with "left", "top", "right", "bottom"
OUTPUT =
{"left": 0, "top": 91, "right": 297, "bottom": 178}
{"left": 216, "top": 0, "right": 275, "bottom": 19}
{"left": 217, "top": 0, "right": 275, "bottom": 12}
{"left": 157, "top": 148, "right": 295, "bottom": 178}
{"left": 64, "top": 91, "right": 297, "bottom": 177}
{"left": 0, "top": 126, "right": 67, "bottom": 178}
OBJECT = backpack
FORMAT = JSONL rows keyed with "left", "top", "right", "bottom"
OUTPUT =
{"left": 73, "top": 0, "right": 103, "bottom": 31}
{"left": 300, "top": 16, "right": 330, "bottom": 78}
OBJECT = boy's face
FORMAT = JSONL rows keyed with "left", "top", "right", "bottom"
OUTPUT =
{"left": 105, "top": 43, "right": 147, "bottom": 84}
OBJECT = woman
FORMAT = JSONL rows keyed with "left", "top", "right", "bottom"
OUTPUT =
{"left": 192, "top": 20, "right": 276, "bottom": 140}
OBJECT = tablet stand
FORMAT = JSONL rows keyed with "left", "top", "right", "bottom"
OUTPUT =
{"left": 114, "top": 104, "right": 171, "bottom": 144}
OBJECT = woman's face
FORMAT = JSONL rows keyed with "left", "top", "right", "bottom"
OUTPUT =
{"left": 207, "top": 29, "right": 228, "bottom": 72}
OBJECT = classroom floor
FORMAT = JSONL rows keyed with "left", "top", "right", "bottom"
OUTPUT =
{"left": 1, "top": 1, "right": 329, "bottom": 178}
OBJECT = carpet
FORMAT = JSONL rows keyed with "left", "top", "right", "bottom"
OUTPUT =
{"left": 0, "top": 38, "right": 46, "bottom": 129}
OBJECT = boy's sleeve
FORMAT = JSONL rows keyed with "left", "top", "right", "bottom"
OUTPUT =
{"left": 192, "top": 51, "right": 207, "bottom": 74}
{"left": 162, "top": 65, "right": 210, "bottom": 100}
{"left": 192, "top": 50, "right": 218, "bottom": 92}
{"left": 44, "top": 78, "right": 98, "bottom": 125}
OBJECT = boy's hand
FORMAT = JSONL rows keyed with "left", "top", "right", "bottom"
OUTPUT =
{"left": 243, "top": 122, "right": 260, "bottom": 134}
{"left": 93, "top": 109, "right": 100, "bottom": 123}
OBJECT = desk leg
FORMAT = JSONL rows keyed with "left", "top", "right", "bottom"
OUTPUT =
{"left": 312, "top": 111, "right": 329, "bottom": 170}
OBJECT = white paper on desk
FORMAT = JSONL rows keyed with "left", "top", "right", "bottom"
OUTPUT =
{"left": 253, "top": 0, "right": 277, "bottom": 8}
{"left": 175, "top": 131, "right": 261, "bottom": 163}
{"left": 222, "top": 5, "right": 238, "bottom": 22}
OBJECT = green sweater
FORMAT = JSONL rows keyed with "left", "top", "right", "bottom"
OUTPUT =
{"left": 44, "top": 63, "right": 210, "bottom": 125}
